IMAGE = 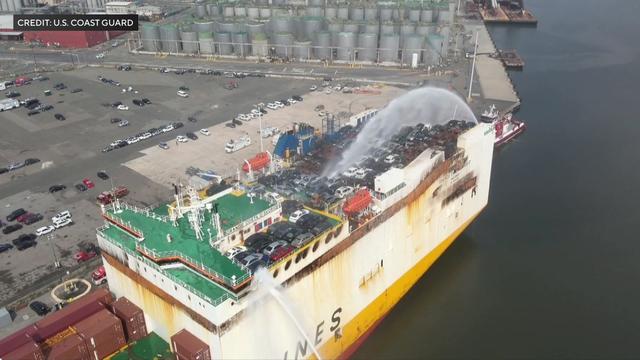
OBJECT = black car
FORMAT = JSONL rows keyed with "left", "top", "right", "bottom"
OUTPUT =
{"left": 42, "top": 105, "right": 54, "bottom": 111}
{"left": 292, "top": 95, "right": 303, "bottom": 101}
{"left": 0, "top": 168, "right": 7, "bottom": 174}
{"left": 226, "top": 122, "right": 236, "bottom": 128}
{"left": 259, "top": 108, "right": 268, "bottom": 114}
{"left": 70, "top": 88, "right": 82, "bottom": 93}
{"left": 75, "top": 183, "right": 88, "bottom": 192}
{"left": 17, "top": 240, "right": 37, "bottom": 250}
{"left": 12, "top": 233, "right": 36, "bottom": 246}
{"left": 186, "top": 132, "right": 198, "bottom": 140}
{"left": 0, "top": 244, "right": 13, "bottom": 253}
{"left": 178, "top": 86, "right": 190, "bottom": 91}
{"left": 97, "top": 171, "right": 109, "bottom": 180}
{"left": 280, "top": 99, "right": 290, "bottom": 106}
{"left": 27, "top": 110, "right": 40, "bottom": 116}
{"left": 2, "top": 224, "right": 23, "bottom": 235}
{"left": 24, "top": 158, "right": 40, "bottom": 166}
{"left": 5, "top": 91, "right": 20, "bottom": 98}
{"left": 23, "top": 213, "right": 42, "bottom": 225}
{"left": 6, "top": 208, "right": 26, "bottom": 222}
{"left": 132, "top": 99, "right": 144, "bottom": 106}
{"left": 142, "top": 98, "right": 151, "bottom": 104}
{"left": 232, "top": 118, "right": 242, "bottom": 126}
{"left": 110, "top": 117, "right": 122, "bottom": 123}
{"left": 173, "top": 122, "right": 184, "bottom": 129}
{"left": 29, "top": 301, "right": 50, "bottom": 316}
{"left": 53, "top": 83, "right": 66, "bottom": 90}
{"left": 112, "top": 101, "right": 123, "bottom": 107}
{"left": 188, "top": 116, "right": 197, "bottom": 123}
{"left": 49, "top": 184, "right": 66, "bottom": 193}
{"left": 54, "top": 113, "right": 65, "bottom": 121}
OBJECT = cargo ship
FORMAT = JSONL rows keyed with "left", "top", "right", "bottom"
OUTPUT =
{"left": 1, "top": 107, "right": 495, "bottom": 359}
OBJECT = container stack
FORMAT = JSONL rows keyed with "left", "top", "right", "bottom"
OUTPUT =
{"left": 111, "top": 297, "right": 148, "bottom": 342}
{"left": 47, "top": 334, "right": 90, "bottom": 360}
{"left": 171, "top": 329, "right": 212, "bottom": 360}
{"left": 73, "top": 309, "right": 127, "bottom": 360}
{"left": 1, "top": 340, "right": 44, "bottom": 360}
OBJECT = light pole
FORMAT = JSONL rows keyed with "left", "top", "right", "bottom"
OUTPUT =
{"left": 467, "top": 29, "right": 479, "bottom": 103}
{"left": 47, "top": 233, "right": 61, "bottom": 269}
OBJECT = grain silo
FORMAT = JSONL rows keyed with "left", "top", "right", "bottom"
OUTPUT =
{"left": 350, "top": 5, "right": 364, "bottom": 21}
{"left": 308, "top": 0, "right": 323, "bottom": 6}
{"left": 293, "top": 40, "right": 312, "bottom": 60}
{"left": 247, "top": 6, "right": 260, "bottom": 19}
{"left": 380, "top": 21, "right": 395, "bottom": 34}
{"left": 246, "top": 22, "right": 266, "bottom": 41}
{"left": 399, "top": 21, "right": 415, "bottom": 47}
{"left": 364, "top": 6, "right": 377, "bottom": 21}
{"left": 273, "top": 32, "right": 294, "bottom": 57}
{"left": 198, "top": 32, "right": 214, "bottom": 54}
{"left": 402, "top": 34, "right": 424, "bottom": 65}
{"left": 160, "top": 24, "right": 181, "bottom": 53}
{"left": 357, "top": 32, "right": 377, "bottom": 62}
{"left": 215, "top": 32, "right": 232, "bottom": 55}
{"left": 379, "top": 33, "right": 399, "bottom": 62}
{"left": 343, "top": 21, "right": 359, "bottom": 33}
{"left": 233, "top": 32, "right": 250, "bottom": 56}
{"left": 206, "top": 3, "right": 220, "bottom": 17}
{"left": 195, "top": 4, "right": 207, "bottom": 18}
{"left": 302, "top": 16, "right": 324, "bottom": 40}
{"left": 259, "top": 6, "right": 271, "bottom": 18}
{"left": 336, "top": 32, "right": 356, "bottom": 61}
{"left": 306, "top": 6, "right": 323, "bottom": 17}
{"left": 251, "top": 33, "right": 269, "bottom": 57}
{"left": 325, "top": 5, "right": 337, "bottom": 19}
{"left": 270, "top": 16, "right": 294, "bottom": 34}
{"left": 337, "top": 5, "right": 349, "bottom": 20}
{"left": 140, "top": 23, "right": 162, "bottom": 52}
{"left": 180, "top": 30, "right": 199, "bottom": 54}
{"left": 234, "top": 5, "right": 246, "bottom": 17}
{"left": 408, "top": 6, "right": 421, "bottom": 22}
{"left": 223, "top": 5, "right": 235, "bottom": 17}
{"left": 314, "top": 31, "right": 331, "bottom": 59}
{"left": 379, "top": 6, "right": 392, "bottom": 21}
{"left": 218, "top": 20, "right": 236, "bottom": 33}
{"left": 421, "top": 7, "right": 433, "bottom": 22}
{"left": 363, "top": 21, "right": 379, "bottom": 34}
{"left": 192, "top": 20, "right": 215, "bottom": 33}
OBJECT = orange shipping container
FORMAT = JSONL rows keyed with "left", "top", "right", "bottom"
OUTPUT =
{"left": 73, "top": 309, "right": 126, "bottom": 360}
{"left": 111, "top": 297, "right": 147, "bottom": 342}
{"left": 171, "top": 329, "right": 211, "bottom": 360}
{"left": 47, "top": 334, "right": 90, "bottom": 360}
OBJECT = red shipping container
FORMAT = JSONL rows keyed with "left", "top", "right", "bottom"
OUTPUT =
{"left": 0, "top": 325, "right": 38, "bottom": 357}
{"left": 46, "top": 334, "right": 90, "bottom": 360}
{"left": 171, "top": 329, "right": 212, "bottom": 360}
{"left": 1, "top": 340, "right": 44, "bottom": 360}
{"left": 111, "top": 297, "right": 147, "bottom": 342}
{"left": 35, "top": 289, "right": 113, "bottom": 341}
{"left": 74, "top": 309, "right": 126, "bottom": 360}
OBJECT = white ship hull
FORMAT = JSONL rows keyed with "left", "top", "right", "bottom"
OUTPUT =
{"left": 99, "top": 124, "right": 495, "bottom": 359}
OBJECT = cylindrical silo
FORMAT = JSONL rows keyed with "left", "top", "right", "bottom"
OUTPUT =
{"left": 380, "top": 21, "right": 395, "bottom": 35}
{"left": 427, "top": 33, "right": 444, "bottom": 63}
{"left": 337, "top": 32, "right": 356, "bottom": 61}
{"left": 327, "top": 20, "right": 343, "bottom": 34}
{"left": 160, "top": 24, "right": 181, "bottom": 53}
{"left": 270, "top": 16, "right": 294, "bottom": 34}
{"left": 251, "top": 33, "right": 269, "bottom": 57}
{"left": 254, "top": 0, "right": 268, "bottom": 5}
{"left": 306, "top": 6, "right": 323, "bottom": 17}
{"left": 314, "top": 31, "right": 331, "bottom": 59}
{"left": 302, "top": 16, "right": 324, "bottom": 41}
{"left": 357, "top": 32, "right": 377, "bottom": 62}
{"left": 234, "top": 5, "right": 246, "bottom": 17}
{"left": 181, "top": 30, "right": 199, "bottom": 54}
{"left": 308, "top": 0, "right": 323, "bottom": 6}
{"left": 223, "top": 5, "right": 234, "bottom": 17}
{"left": 141, "top": 23, "right": 162, "bottom": 52}
{"left": 402, "top": 34, "right": 424, "bottom": 65}
{"left": 259, "top": 6, "right": 272, "bottom": 18}
{"left": 363, "top": 21, "right": 378, "bottom": 34}
{"left": 343, "top": 21, "right": 359, "bottom": 33}
{"left": 247, "top": 6, "right": 260, "bottom": 19}
{"left": 325, "top": 5, "right": 337, "bottom": 19}
{"left": 330, "top": 31, "right": 341, "bottom": 47}
{"left": 337, "top": 5, "right": 349, "bottom": 20}
{"left": 399, "top": 21, "right": 415, "bottom": 47}
{"left": 421, "top": 8, "right": 433, "bottom": 22}
{"left": 195, "top": 4, "right": 207, "bottom": 18}
{"left": 293, "top": 40, "right": 312, "bottom": 60}
{"left": 416, "top": 23, "right": 433, "bottom": 37}
{"left": 408, "top": 7, "right": 421, "bottom": 22}
{"left": 379, "top": 7, "right": 392, "bottom": 21}
{"left": 273, "top": 32, "right": 294, "bottom": 57}
{"left": 392, "top": 7, "right": 404, "bottom": 21}
{"left": 192, "top": 20, "right": 215, "bottom": 33}
{"left": 246, "top": 22, "right": 266, "bottom": 41}
{"left": 364, "top": 6, "right": 377, "bottom": 21}
{"left": 198, "top": 32, "right": 214, "bottom": 54}
{"left": 218, "top": 20, "right": 235, "bottom": 33}
{"left": 215, "top": 32, "right": 232, "bottom": 55}
{"left": 379, "top": 33, "right": 399, "bottom": 62}
{"left": 440, "top": 26, "right": 450, "bottom": 55}
{"left": 350, "top": 6, "right": 364, "bottom": 21}
{"left": 206, "top": 3, "right": 220, "bottom": 17}
{"left": 233, "top": 32, "right": 249, "bottom": 56}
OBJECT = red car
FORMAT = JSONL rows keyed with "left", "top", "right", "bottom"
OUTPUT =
{"left": 74, "top": 250, "right": 97, "bottom": 263}
{"left": 16, "top": 212, "right": 33, "bottom": 223}
{"left": 269, "top": 245, "right": 295, "bottom": 263}
{"left": 82, "top": 178, "right": 95, "bottom": 189}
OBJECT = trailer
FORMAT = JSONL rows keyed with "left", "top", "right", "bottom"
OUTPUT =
{"left": 225, "top": 135, "right": 251, "bottom": 153}
{"left": 0, "top": 98, "right": 20, "bottom": 111}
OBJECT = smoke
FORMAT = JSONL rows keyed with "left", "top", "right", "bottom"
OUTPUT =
{"left": 322, "top": 87, "right": 476, "bottom": 177}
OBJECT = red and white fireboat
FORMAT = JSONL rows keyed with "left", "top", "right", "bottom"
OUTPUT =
{"left": 481, "top": 104, "right": 526, "bottom": 147}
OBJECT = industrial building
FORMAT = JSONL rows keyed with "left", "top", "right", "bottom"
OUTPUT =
{"left": 23, "top": 29, "right": 126, "bottom": 47}
{"left": 132, "top": 0, "right": 460, "bottom": 67}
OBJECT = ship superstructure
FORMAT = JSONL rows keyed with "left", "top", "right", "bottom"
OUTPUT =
{"left": 97, "top": 109, "right": 495, "bottom": 359}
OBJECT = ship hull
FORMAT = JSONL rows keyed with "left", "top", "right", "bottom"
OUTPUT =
{"left": 100, "top": 124, "right": 495, "bottom": 359}
{"left": 495, "top": 121, "right": 526, "bottom": 147}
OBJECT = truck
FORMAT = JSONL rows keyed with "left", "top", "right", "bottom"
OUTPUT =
{"left": 14, "top": 76, "right": 32, "bottom": 87}
{"left": 0, "top": 98, "right": 20, "bottom": 111}
{"left": 225, "top": 135, "right": 251, "bottom": 153}
{"left": 96, "top": 186, "right": 129, "bottom": 205}
{"left": 91, "top": 266, "right": 107, "bottom": 285}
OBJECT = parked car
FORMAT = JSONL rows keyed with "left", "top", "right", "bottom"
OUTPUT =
{"left": 49, "top": 184, "right": 66, "bottom": 193}
{"left": 29, "top": 301, "right": 50, "bottom": 316}
{"left": 262, "top": 240, "right": 288, "bottom": 257}
{"left": 3, "top": 224, "right": 23, "bottom": 234}
{"left": 54, "top": 218, "right": 73, "bottom": 229}
{"left": 82, "top": 178, "right": 95, "bottom": 189}
{"left": 27, "top": 110, "right": 40, "bottom": 116}
{"left": 226, "top": 122, "right": 236, "bottom": 128}
{"left": 0, "top": 168, "right": 8, "bottom": 174}
{"left": 289, "top": 209, "right": 310, "bottom": 223}
{"left": 97, "top": 171, "right": 109, "bottom": 180}
{"left": 132, "top": 99, "right": 144, "bottom": 106}
{"left": 6, "top": 208, "right": 26, "bottom": 222}
{"left": 70, "top": 88, "right": 82, "bottom": 93}
{"left": 224, "top": 246, "right": 247, "bottom": 260}
{"left": 199, "top": 129, "right": 210, "bottom": 136}
{"left": 142, "top": 98, "right": 151, "bottom": 104}
{"left": 54, "top": 113, "right": 65, "bottom": 121}
{"left": 176, "top": 135, "right": 188, "bottom": 143}
{"left": 268, "top": 245, "right": 294, "bottom": 262}
{"left": 177, "top": 90, "right": 189, "bottom": 98}
{"left": 117, "top": 104, "right": 129, "bottom": 111}
{"left": 23, "top": 213, "right": 43, "bottom": 225}
{"left": 158, "top": 142, "right": 169, "bottom": 150}
{"left": 74, "top": 250, "right": 97, "bottom": 263}
{"left": 36, "top": 226, "right": 55, "bottom": 236}
{"left": 237, "top": 252, "right": 268, "bottom": 273}
{"left": 118, "top": 120, "right": 129, "bottom": 127}
{"left": 52, "top": 211, "right": 71, "bottom": 223}
{"left": 0, "top": 243, "right": 13, "bottom": 253}
{"left": 186, "top": 132, "right": 198, "bottom": 140}
{"left": 24, "top": 158, "right": 40, "bottom": 166}
{"left": 291, "top": 232, "right": 315, "bottom": 248}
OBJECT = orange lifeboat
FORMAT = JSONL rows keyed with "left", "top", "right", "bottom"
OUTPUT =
{"left": 343, "top": 188, "right": 372, "bottom": 215}
{"left": 242, "top": 152, "right": 271, "bottom": 172}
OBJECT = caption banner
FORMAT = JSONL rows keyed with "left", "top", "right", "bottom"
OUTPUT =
{"left": 13, "top": 14, "right": 138, "bottom": 31}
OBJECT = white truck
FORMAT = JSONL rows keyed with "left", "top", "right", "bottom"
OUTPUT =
{"left": 225, "top": 135, "right": 251, "bottom": 153}
{"left": 0, "top": 98, "right": 20, "bottom": 111}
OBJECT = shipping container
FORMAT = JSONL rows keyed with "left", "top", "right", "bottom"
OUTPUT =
{"left": 46, "top": 334, "right": 90, "bottom": 360}
{"left": 111, "top": 297, "right": 147, "bottom": 342}
{"left": 1, "top": 340, "right": 44, "bottom": 360}
{"left": 171, "top": 329, "right": 211, "bottom": 360}
{"left": 0, "top": 325, "right": 38, "bottom": 357}
{"left": 34, "top": 289, "right": 113, "bottom": 341}
{"left": 74, "top": 309, "right": 126, "bottom": 360}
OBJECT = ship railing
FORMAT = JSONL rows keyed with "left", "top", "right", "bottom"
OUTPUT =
{"left": 119, "top": 202, "right": 171, "bottom": 223}
{"left": 222, "top": 205, "right": 279, "bottom": 238}
{"left": 136, "top": 245, "right": 251, "bottom": 287}
{"left": 103, "top": 212, "right": 145, "bottom": 240}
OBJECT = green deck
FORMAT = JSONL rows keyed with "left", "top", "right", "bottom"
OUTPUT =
{"left": 166, "top": 267, "right": 231, "bottom": 303}
{"left": 110, "top": 332, "right": 175, "bottom": 360}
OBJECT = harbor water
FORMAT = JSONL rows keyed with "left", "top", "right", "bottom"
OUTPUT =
{"left": 356, "top": 0, "right": 640, "bottom": 358}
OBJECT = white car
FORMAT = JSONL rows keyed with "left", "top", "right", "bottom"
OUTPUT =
{"left": 310, "top": 85, "right": 318, "bottom": 91}
{"left": 199, "top": 129, "right": 210, "bottom": 136}
{"left": 335, "top": 186, "right": 354, "bottom": 198}
{"left": 265, "top": 192, "right": 283, "bottom": 203}
{"left": 126, "top": 137, "right": 139, "bottom": 145}
{"left": 266, "top": 103, "right": 278, "bottom": 110}
{"left": 225, "top": 245, "right": 247, "bottom": 260}
{"left": 139, "top": 133, "right": 152, "bottom": 140}
{"left": 176, "top": 135, "right": 188, "bottom": 143}
{"left": 177, "top": 90, "right": 189, "bottom": 97}
{"left": 36, "top": 226, "right": 55, "bottom": 236}
{"left": 238, "top": 114, "right": 250, "bottom": 121}
{"left": 289, "top": 209, "right": 310, "bottom": 223}
{"left": 354, "top": 168, "right": 370, "bottom": 179}
{"left": 96, "top": 53, "right": 105, "bottom": 59}
{"left": 250, "top": 109, "right": 261, "bottom": 115}
{"left": 384, "top": 154, "right": 400, "bottom": 164}
{"left": 53, "top": 218, "right": 73, "bottom": 229}
{"left": 273, "top": 101, "right": 285, "bottom": 108}
{"left": 287, "top": 98, "right": 297, "bottom": 104}
{"left": 262, "top": 240, "right": 288, "bottom": 256}
{"left": 52, "top": 211, "right": 71, "bottom": 223}
{"left": 162, "top": 124, "right": 174, "bottom": 132}
{"left": 342, "top": 167, "right": 358, "bottom": 177}
{"left": 117, "top": 104, "right": 129, "bottom": 111}
{"left": 324, "top": 89, "right": 332, "bottom": 94}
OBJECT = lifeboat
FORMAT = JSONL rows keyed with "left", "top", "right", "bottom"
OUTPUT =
{"left": 242, "top": 152, "right": 270, "bottom": 172}
{"left": 343, "top": 188, "right": 372, "bottom": 215}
